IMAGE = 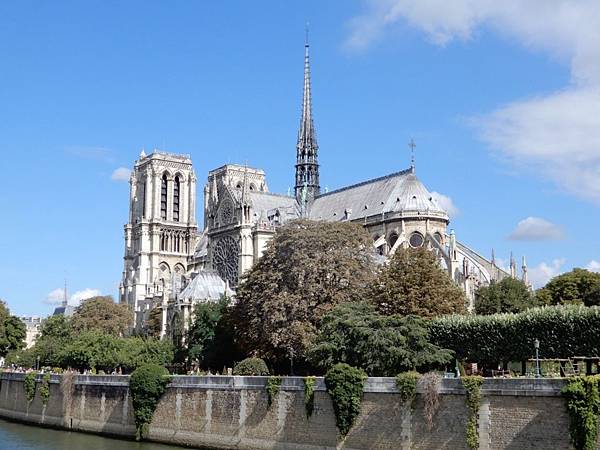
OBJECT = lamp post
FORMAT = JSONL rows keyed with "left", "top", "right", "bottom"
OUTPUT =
{"left": 534, "top": 339, "right": 540, "bottom": 378}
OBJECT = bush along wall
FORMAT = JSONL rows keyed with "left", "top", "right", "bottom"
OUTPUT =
{"left": 303, "top": 376, "right": 316, "bottom": 418}
{"left": 395, "top": 371, "right": 420, "bottom": 406}
{"left": 429, "top": 305, "right": 600, "bottom": 368}
{"left": 562, "top": 375, "right": 600, "bottom": 450}
{"left": 324, "top": 363, "right": 367, "bottom": 437}
{"left": 129, "top": 364, "right": 170, "bottom": 440}
{"left": 266, "top": 376, "right": 282, "bottom": 407}
{"left": 462, "top": 376, "right": 484, "bottom": 450}
{"left": 23, "top": 372, "right": 37, "bottom": 402}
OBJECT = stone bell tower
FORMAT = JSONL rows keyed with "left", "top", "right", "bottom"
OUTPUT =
{"left": 119, "top": 150, "right": 198, "bottom": 320}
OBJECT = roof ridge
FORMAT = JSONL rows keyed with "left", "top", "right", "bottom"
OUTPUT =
{"left": 315, "top": 168, "right": 413, "bottom": 198}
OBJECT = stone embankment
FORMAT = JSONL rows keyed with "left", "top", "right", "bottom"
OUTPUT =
{"left": 0, "top": 373, "right": 579, "bottom": 449}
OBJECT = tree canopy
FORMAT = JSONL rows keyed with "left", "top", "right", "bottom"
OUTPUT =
{"left": 537, "top": 269, "right": 600, "bottom": 306}
{"left": 309, "top": 302, "right": 453, "bottom": 376}
{"left": 71, "top": 296, "right": 132, "bottom": 336}
{"left": 474, "top": 277, "right": 536, "bottom": 315}
{"left": 0, "top": 300, "right": 26, "bottom": 357}
{"left": 232, "top": 219, "right": 378, "bottom": 365}
{"left": 370, "top": 247, "right": 467, "bottom": 318}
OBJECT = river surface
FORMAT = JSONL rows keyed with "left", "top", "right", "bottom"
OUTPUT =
{"left": 0, "top": 418, "right": 200, "bottom": 450}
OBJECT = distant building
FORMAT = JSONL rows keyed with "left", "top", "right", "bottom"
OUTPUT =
{"left": 20, "top": 316, "right": 42, "bottom": 349}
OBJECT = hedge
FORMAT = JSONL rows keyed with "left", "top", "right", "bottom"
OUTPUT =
{"left": 429, "top": 305, "right": 600, "bottom": 366}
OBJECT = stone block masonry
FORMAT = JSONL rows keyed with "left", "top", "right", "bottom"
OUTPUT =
{"left": 0, "top": 373, "right": 588, "bottom": 449}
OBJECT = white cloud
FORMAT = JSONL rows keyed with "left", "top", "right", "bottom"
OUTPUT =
{"left": 111, "top": 167, "right": 131, "bottom": 182}
{"left": 45, "top": 288, "right": 102, "bottom": 306}
{"left": 508, "top": 216, "right": 564, "bottom": 241}
{"left": 587, "top": 260, "right": 600, "bottom": 273}
{"left": 529, "top": 258, "right": 566, "bottom": 288}
{"left": 430, "top": 191, "right": 459, "bottom": 218}
{"left": 347, "top": 1, "right": 600, "bottom": 202}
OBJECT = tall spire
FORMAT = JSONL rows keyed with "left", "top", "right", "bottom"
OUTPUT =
{"left": 295, "top": 24, "right": 320, "bottom": 204}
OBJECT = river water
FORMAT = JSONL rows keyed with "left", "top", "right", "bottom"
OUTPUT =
{"left": 0, "top": 418, "right": 195, "bottom": 450}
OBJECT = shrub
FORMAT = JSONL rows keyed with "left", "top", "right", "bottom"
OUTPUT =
{"left": 396, "top": 371, "right": 420, "bottom": 404}
{"left": 429, "top": 305, "right": 600, "bottom": 368}
{"left": 129, "top": 364, "right": 170, "bottom": 440}
{"left": 304, "top": 376, "right": 316, "bottom": 418}
{"left": 462, "top": 376, "right": 484, "bottom": 450}
{"left": 232, "top": 357, "right": 269, "bottom": 376}
{"left": 562, "top": 376, "right": 600, "bottom": 450}
{"left": 39, "top": 373, "right": 52, "bottom": 406}
{"left": 24, "top": 372, "right": 37, "bottom": 402}
{"left": 266, "top": 376, "right": 282, "bottom": 406}
{"left": 324, "top": 363, "right": 367, "bottom": 437}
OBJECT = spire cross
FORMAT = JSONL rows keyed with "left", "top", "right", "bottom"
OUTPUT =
{"left": 408, "top": 138, "right": 416, "bottom": 169}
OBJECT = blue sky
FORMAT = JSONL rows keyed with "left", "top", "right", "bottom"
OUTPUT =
{"left": 1, "top": 1, "right": 599, "bottom": 316}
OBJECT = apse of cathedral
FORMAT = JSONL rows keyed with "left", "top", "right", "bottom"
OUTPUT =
{"left": 119, "top": 38, "right": 528, "bottom": 336}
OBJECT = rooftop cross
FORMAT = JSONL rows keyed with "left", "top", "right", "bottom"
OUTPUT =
{"left": 408, "top": 138, "right": 416, "bottom": 171}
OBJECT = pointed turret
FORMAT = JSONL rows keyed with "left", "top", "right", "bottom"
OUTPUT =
{"left": 294, "top": 29, "right": 320, "bottom": 205}
{"left": 522, "top": 255, "right": 530, "bottom": 288}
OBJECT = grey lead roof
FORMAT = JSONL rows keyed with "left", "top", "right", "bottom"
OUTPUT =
{"left": 248, "top": 191, "right": 300, "bottom": 223}
{"left": 308, "top": 169, "right": 448, "bottom": 222}
{"left": 178, "top": 270, "right": 234, "bottom": 302}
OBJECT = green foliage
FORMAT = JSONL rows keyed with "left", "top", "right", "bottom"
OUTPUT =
{"left": 24, "top": 372, "right": 37, "bottom": 402}
{"left": 71, "top": 296, "right": 131, "bottom": 337}
{"left": 129, "top": 364, "right": 170, "bottom": 440}
{"left": 309, "top": 302, "right": 452, "bottom": 376}
{"left": 233, "top": 219, "right": 377, "bottom": 365}
{"left": 562, "top": 376, "right": 600, "bottom": 450}
{"left": 39, "top": 373, "right": 51, "bottom": 406}
{"left": 145, "top": 307, "right": 163, "bottom": 338}
{"left": 266, "top": 376, "right": 282, "bottom": 406}
{"left": 4, "top": 347, "right": 36, "bottom": 369}
{"left": 475, "top": 278, "right": 537, "bottom": 314}
{"left": 429, "top": 305, "right": 600, "bottom": 368}
{"left": 324, "top": 363, "right": 367, "bottom": 437}
{"left": 462, "top": 376, "right": 484, "bottom": 450}
{"left": 33, "top": 315, "right": 73, "bottom": 367}
{"left": 0, "top": 301, "right": 27, "bottom": 357}
{"left": 233, "top": 357, "right": 269, "bottom": 376}
{"left": 370, "top": 247, "right": 467, "bottom": 318}
{"left": 303, "top": 376, "right": 316, "bottom": 418}
{"left": 540, "top": 269, "right": 600, "bottom": 306}
{"left": 395, "top": 371, "right": 420, "bottom": 404}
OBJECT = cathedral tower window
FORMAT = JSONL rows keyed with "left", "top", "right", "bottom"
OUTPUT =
{"left": 173, "top": 175, "right": 180, "bottom": 222}
{"left": 141, "top": 179, "right": 146, "bottom": 218}
{"left": 161, "top": 174, "right": 168, "bottom": 220}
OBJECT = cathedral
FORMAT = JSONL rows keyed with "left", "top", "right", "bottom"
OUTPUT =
{"left": 119, "top": 39, "right": 527, "bottom": 335}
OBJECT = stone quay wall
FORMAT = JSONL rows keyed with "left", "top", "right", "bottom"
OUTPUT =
{"left": 0, "top": 373, "right": 582, "bottom": 449}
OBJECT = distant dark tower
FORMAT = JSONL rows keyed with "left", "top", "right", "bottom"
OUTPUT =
{"left": 295, "top": 29, "right": 320, "bottom": 205}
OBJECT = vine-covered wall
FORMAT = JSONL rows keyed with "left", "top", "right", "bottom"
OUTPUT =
{"left": 0, "top": 373, "right": 583, "bottom": 449}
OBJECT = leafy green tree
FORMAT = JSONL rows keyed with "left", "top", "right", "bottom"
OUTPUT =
{"left": 309, "top": 302, "right": 452, "bottom": 376}
{"left": 33, "top": 315, "right": 73, "bottom": 367}
{"left": 474, "top": 277, "right": 536, "bottom": 314}
{"left": 4, "top": 347, "right": 37, "bottom": 368}
{"left": 539, "top": 269, "right": 600, "bottom": 306}
{"left": 118, "top": 337, "right": 174, "bottom": 372}
{"left": 145, "top": 307, "right": 162, "bottom": 338}
{"left": 0, "top": 301, "right": 26, "bottom": 357}
{"left": 370, "top": 246, "right": 467, "bottom": 318}
{"left": 233, "top": 219, "right": 377, "bottom": 366}
{"left": 71, "top": 296, "right": 132, "bottom": 336}
{"left": 61, "top": 331, "right": 122, "bottom": 371}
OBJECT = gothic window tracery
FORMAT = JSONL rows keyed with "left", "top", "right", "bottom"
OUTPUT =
{"left": 213, "top": 236, "right": 239, "bottom": 286}
{"left": 161, "top": 174, "right": 168, "bottom": 220}
{"left": 409, "top": 232, "right": 424, "bottom": 248}
{"left": 173, "top": 175, "right": 180, "bottom": 222}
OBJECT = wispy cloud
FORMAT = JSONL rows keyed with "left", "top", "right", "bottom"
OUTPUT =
{"left": 430, "top": 191, "right": 459, "bottom": 218}
{"left": 346, "top": 1, "right": 600, "bottom": 203}
{"left": 111, "top": 167, "right": 131, "bottom": 182}
{"left": 508, "top": 217, "right": 564, "bottom": 241}
{"left": 529, "top": 258, "right": 566, "bottom": 288}
{"left": 45, "top": 287, "right": 102, "bottom": 306}
{"left": 587, "top": 260, "right": 600, "bottom": 273}
{"left": 65, "top": 146, "right": 115, "bottom": 163}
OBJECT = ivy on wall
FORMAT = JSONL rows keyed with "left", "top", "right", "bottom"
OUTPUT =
{"left": 396, "top": 371, "right": 420, "bottom": 405}
{"left": 562, "top": 375, "right": 600, "bottom": 450}
{"left": 303, "top": 376, "right": 315, "bottom": 418}
{"left": 24, "top": 372, "right": 37, "bottom": 403}
{"left": 462, "top": 376, "right": 484, "bottom": 450}
{"left": 266, "top": 376, "right": 282, "bottom": 407}
{"left": 324, "top": 363, "right": 367, "bottom": 437}
{"left": 129, "top": 364, "right": 170, "bottom": 440}
{"left": 39, "top": 373, "right": 51, "bottom": 406}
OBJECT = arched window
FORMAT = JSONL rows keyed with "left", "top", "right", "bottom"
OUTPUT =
{"left": 409, "top": 232, "right": 424, "bottom": 248}
{"left": 173, "top": 176, "right": 180, "bottom": 222}
{"left": 388, "top": 233, "right": 398, "bottom": 249}
{"left": 141, "top": 179, "right": 146, "bottom": 218}
{"left": 161, "top": 174, "right": 168, "bottom": 220}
